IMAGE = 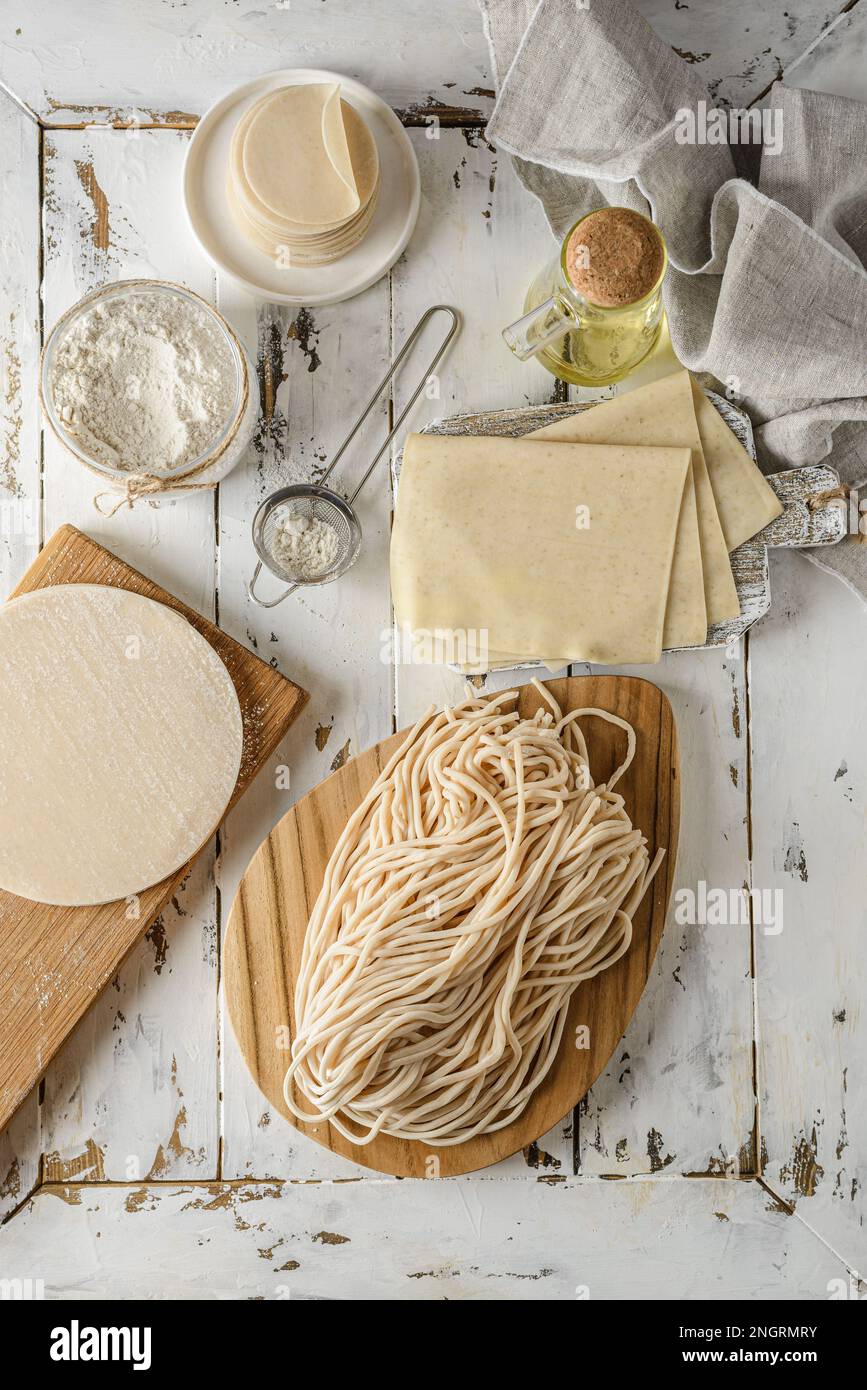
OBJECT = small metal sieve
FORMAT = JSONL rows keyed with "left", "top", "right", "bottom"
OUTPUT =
{"left": 248, "top": 305, "right": 459, "bottom": 608}
{"left": 252, "top": 485, "right": 362, "bottom": 593}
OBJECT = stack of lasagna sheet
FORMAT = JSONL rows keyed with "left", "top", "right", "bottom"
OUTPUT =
{"left": 390, "top": 371, "right": 782, "bottom": 668}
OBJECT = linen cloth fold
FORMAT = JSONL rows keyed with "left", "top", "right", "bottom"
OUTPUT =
{"left": 479, "top": 0, "right": 867, "bottom": 600}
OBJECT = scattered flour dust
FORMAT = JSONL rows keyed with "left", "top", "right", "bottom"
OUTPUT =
{"left": 272, "top": 510, "right": 340, "bottom": 580}
{"left": 50, "top": 290, "right": 236, "bottom": 474}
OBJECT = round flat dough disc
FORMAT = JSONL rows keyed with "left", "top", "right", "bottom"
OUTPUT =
{"left": 237, "top": 87, "right": 379, "bottom": 229}
{"left": 0, "top": 585, "right": 243, "bottom": 906}
{"left": 229, "top": 100, "right": 354, "bottom": 237}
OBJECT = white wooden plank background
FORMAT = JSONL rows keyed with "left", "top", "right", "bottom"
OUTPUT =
{"left": 751, "top": 550, "right": 867, "bottom": 1274}
{"left": 748, "top": 17, "right": 867, "bottom": 1280}
{"left": 1, "top": 1178, "right": 857, "bottom": 1301}
{"left": 573, "top": 650, "right": 755, "bottom": 1179}
{"left": 785, "top": 2, "right": 867, "bottom": 99}
{"left": 0, "top": 0, "right": 493, "bottom": 125}
{"left": 0, "top": 93, "right": 41, "bottom": 1225}
{"left": 2, "top": 0, "right": 858, "bottom": 122}
{"left": 0, "top": 0, "right": 865, "bottom": 1297}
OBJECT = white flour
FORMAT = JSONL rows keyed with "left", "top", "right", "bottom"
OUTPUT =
{"left": 50, "top": 290, "right": 236, "bottom": 474}
{"left": 272, "top": 511, "right": 340, "bottom": 579}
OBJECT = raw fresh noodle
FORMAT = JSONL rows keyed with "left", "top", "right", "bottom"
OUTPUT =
{"left": 284, "top": 683, "right": 663, "bottom": 1146}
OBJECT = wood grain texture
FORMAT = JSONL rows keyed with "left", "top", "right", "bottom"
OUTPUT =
{"left": 0, "top": 95, "right": 41, "bottom": 597}
{"left": 784, "top": 1, "right": 867, "bottom": 101}
{"left": 751, "top": 549, "right": 867, "bottom": 1274}
{"left": 0, "top": 524, "right": 308, "bottom": 1134}
{"left": 3, "top": 0, "right": 491, "bottom": 126}
{"left": 0, "top": 0, "right": 862, "bottom": 1295}
{"left": 224, "top": 676, "right": 679, "bottom": 1177}
{"left": 2, "top": 0, "right": 848, "bottom": 123}
{"left": 3, "top": 1176, "right": 858, "bottom": 1301}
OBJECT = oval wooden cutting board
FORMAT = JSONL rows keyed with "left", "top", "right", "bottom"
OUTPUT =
{"left": 224, "top": 676, "right": 679, "bottom": 1177}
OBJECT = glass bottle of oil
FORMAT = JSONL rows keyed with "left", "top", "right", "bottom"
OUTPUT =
{"left": 503, "top": 209, "right": 668, "bottom": 387}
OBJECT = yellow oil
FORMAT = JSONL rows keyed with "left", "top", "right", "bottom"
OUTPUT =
{"left": 523, "top": 264, "right": 666, "bottom": 388}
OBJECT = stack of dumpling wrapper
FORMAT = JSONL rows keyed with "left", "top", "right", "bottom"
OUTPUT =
{"left": 390, "top": 371, "right": 784, "bottom": 669}
{"left": 228, "top": 83, "right": 380, "bottom": 266}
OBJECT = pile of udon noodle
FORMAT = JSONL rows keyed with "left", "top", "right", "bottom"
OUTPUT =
{"left": 285, "top": 684, "right": 662, "bottom": 1146}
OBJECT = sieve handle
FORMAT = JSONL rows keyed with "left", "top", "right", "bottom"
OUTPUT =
{"left": 317, "top": 304, "right": 460, "bottom": 505}
{"left": 248, "top": 560, "right": 300, "bottom": 609}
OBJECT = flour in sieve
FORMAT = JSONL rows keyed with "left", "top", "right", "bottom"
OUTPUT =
{"left": 50, "top": 291, "right": 237, "bottom": 474}
{"left": 272, "top": 512, "right": 340, "bottom": 579}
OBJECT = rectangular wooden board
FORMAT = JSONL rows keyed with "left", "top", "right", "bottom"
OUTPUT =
{"left": 0, "top": 524, "right": 308, "bottom": 1133}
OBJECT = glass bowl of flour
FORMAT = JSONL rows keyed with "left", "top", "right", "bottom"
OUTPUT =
{"left": 41, "top": 279, "right": 260, "bottom": 498}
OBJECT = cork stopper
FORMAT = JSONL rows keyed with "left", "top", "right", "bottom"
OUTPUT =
{"left": 566, "top": 209, "right": 664, "bottom": 308}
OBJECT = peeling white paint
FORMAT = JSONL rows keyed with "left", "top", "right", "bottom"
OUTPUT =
{"left": 3, "top": 1177, "right": 857, "bottom": 1300}
{"left": 0, "top": 1, "right": 864, "bottom": 1297}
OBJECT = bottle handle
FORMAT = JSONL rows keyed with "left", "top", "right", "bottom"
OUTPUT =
{"left": 502, "top": 295, "right": 574, "bottom": 361}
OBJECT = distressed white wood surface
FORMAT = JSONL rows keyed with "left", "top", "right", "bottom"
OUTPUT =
{"left": 2, "top": 1176, "right": 858, "bottom": 1300}
{"left": 38, "top": 127, "right": 221, "bottom": 1184}
{"left": 573, "top": 651, "right": 755, "bottom": 1178}
{"left": 0, "top": 0, "right": 865, "bottom": 1298}
{"left": 2, "top": 0, "right": 855, "bottom": 123}
{"left": 0, "top": 92, "right": 41, "bottom": 1222}
{"left": 784, "top": 2, "right": 867, "bottom": 99}
{"left": 0, "top": 98, "right": 40, "bottom": 593}
{"left": 750, "top": 549, "right": 867, "bottom": 1275}
{"left": 0, "top": 0, "right": 492, "bottom": 125}
{"left": 638, "top": 0, "right": 854, "bottom": 107}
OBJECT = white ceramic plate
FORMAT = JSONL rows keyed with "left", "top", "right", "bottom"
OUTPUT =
{"left": 183, "top": 69, "right": 421, "bottom": 306}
